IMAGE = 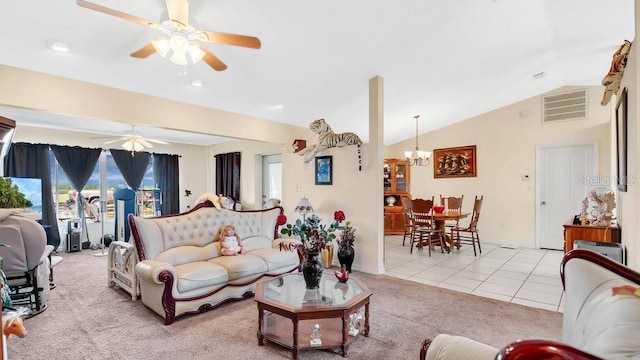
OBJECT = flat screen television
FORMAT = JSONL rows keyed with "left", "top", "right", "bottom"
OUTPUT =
{"left": 0, "top": 176, "right": 43, "bottom": 220}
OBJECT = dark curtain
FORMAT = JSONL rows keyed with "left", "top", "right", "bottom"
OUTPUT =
{"left": 109, "top": 150, "right": 151, "bottom": 190}
{"left": 50, "top": 145, "right": 102, "bottom": 246}
{"left": 3, "top": 142, "right": 61, "bottom": 249}
{"left": 152, "top": 153, "right": 179, "bottom": 215}
{"left": 215, "top": 152, "right": 241, "bottom": 200}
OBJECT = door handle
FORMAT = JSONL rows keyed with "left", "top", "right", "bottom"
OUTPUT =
{"left": 541, "top": 201, "right": 547, "bottom": 205}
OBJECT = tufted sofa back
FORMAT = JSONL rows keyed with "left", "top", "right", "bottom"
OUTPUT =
{"left": 130, "top": 204, "right": 281, "bottom": 265}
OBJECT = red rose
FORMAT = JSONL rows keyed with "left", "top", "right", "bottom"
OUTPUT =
{"left": 334, "top": 210, "right": 346, "bottom": 223}
{"left": 277, "top": 214, "right": 287, "bottom": 226}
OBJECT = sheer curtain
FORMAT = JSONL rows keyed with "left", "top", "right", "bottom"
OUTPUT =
{"left": 215, "top": 152, "right": 241, "bottom": 201}
{"left": 50, "top": 145, "right": 102, "bottom": 247}
{"left": 153, "top": 153, "right": 179, "bottom": 215}
{"left": 3, "top": 143, "right": 61, "bottom": 249}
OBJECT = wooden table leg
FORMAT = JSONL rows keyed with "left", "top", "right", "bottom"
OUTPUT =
{"left": 341, "top": 314, "right": 349, "bottom": 357}
{"left": 364, "top": 302, "right": 370, "bottom": 337}
{"left": 292, "top": 319, "right": 299, "bottom": 360}
{"left": 257, "top": 307, "right": 264, "bottom": 345}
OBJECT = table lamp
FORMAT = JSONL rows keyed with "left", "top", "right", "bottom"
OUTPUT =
{"left": 295, "top": 196, "right": 314, "bottom": 221}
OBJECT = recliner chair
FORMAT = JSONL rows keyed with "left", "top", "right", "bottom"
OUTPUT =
{"left": 0, "top": 210, "right": 53, "bottom": 313}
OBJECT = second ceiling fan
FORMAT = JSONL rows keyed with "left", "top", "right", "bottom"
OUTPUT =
{"left": 76, "top": 0, "right": 261, "bottom": 71}
{"left": 91, "top": 126, "right": 169, "bottom": 153}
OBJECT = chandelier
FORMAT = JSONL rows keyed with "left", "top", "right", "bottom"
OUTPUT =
{"left": 404, "top": 115, "right": 431, "bottom": 166}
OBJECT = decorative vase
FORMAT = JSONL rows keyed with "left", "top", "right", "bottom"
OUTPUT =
{"left": 320, "top": 244, "right": 334, "bottom": 268}
{"left": 337, "top": 246, "right": 355, "bottom": 273}
{"left": 302, "top": 252, "right": 323, "bottom": 289}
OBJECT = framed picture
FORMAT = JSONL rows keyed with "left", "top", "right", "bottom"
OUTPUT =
{"left": 315, "top": 156, "right": 333, "bottom": 185}
{"left": 616, "top": 87, "right": 628, "bottom": 192}
{"left": 433, "top": 145, "right": 477, "bottom": 179}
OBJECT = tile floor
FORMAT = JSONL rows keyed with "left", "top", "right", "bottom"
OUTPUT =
{"left": 383, "top": 235, "right": 565, "bottom": 312}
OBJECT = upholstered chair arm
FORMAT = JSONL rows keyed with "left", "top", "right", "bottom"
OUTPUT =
{"left": 38, "top": 245, "right": 54, "bottom": 268}
{"left": 421, "top": 334, "right": 498, "bottom": 360}
{"left": 496, "top": 339, "right": 603, "bottom": 360}
{"left": 135, "top": 260, "right": 176, "bottom": 284}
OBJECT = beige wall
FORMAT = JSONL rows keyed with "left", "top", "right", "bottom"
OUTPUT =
{"left": 618, "top": 1, "right": 640, "bottom": 269}
{"left": 387, "top": 85, "right": 614, "bottom": 250}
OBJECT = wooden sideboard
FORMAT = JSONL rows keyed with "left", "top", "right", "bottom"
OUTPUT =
{"left": 562, "top": 223, "right": 620, "bottom": 253}
{"left": 384, "top": 205, "right": 405, "bottom": 235}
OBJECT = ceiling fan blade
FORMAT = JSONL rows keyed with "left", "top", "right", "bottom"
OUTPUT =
{"left": 130, "top": 43, "right": 157, "bottom": 58}
{"left": 196, "top": 44, "right": 228, "bottom": 71}
{"left": 198, "top": 30, "right": 261, "bottom": 49}
{"left": 103, "top": 138, "right": 127, "bottom": 145}
{"left": 89, "top": 135, "right": 120, "bottom": 140}
{"left": 76, "top": 0, "right": 160, "bottom": 28}
{"left": 146, "top": 138, "right": 170, "bottom": 145}
{"left": 138, "top": 139, "right": 154, "bottom": 148}
{"left": 165, "top": 0, "right": 189, "bottom": 26}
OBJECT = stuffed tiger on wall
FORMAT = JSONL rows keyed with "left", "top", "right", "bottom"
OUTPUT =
{"left": 298, "top": 118, "right": 363, "bottom": 171}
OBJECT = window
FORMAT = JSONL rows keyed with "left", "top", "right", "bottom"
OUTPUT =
{"left": 49, "top": 150, "right": 155, "bottom": 221}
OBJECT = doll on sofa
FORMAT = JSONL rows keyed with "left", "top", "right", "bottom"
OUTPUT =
{"left": 217, "top": 225, "right": 246, "bottom": 256}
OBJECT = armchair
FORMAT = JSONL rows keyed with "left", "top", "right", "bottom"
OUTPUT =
{"left": 0, "top": 210, "right": 53, "bottom": 313}
{"left": 420, "top": 249, "right": 640, "bottom": 360}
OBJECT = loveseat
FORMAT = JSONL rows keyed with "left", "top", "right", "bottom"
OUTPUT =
{"left": 420, "top": 249, "right": 640, "bottom": 360}
{"left": 127, "top": 202, "right": 300, "bottom": 324}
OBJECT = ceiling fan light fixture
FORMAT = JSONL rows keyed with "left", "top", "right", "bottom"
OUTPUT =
{"left": 169, "top": 33, "right": 190, "bottom": 54}
{"left": 187, "top": 43, "right": 205, "bottom": 63}
{"left": 152, "top": 37, "right": 171, "bottom": 58}
{"left": 170, "top": 52, "right": 188, "bottom": 66}
{"left": 122, "top": 140, "right": 144, "bottom": 152}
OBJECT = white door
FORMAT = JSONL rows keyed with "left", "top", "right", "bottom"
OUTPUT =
{"left": 261, "top": 154, "right": 282, "bottom": 208}
{"left": 538, "top": 143, "right": 596, "bottom": 250}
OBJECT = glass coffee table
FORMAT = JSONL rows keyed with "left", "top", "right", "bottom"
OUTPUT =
{"left": 255, "top": 271, "right": 372, "bottom": 359}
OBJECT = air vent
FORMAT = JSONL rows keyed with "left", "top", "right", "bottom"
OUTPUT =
{"left": 542, "top": 89, "right": 587, "bottom": 123}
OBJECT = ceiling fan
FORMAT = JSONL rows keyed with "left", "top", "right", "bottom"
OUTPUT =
{"left": 91, "top": 125, "right": 170, "bottom": 153}
{"left": 76, "top": 0, "right": 261, "bottom": 71}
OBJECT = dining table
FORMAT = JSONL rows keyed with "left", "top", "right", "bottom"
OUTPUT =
{"left": 432, "top": 211, "right": 470, "bottom": 252}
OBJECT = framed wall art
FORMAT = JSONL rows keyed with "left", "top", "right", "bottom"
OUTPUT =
{"left": 433, "top": 145, "right": 477, "bottom": 179}
{"left": 616, "top": 87, "right": 628, "bottom": 192}
{"left": 315, "top": 155, "right": 333, "bottom": 185}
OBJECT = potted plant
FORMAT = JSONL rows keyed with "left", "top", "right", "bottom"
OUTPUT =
{"left": 333, "top": 210, "right": 357, "bottom": 273}
{"left": 280, "top": 214, "right": 337, "bottom": 289}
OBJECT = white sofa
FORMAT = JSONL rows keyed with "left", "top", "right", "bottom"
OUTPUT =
{"left": 124, "top": 201, "right": 300, "bottom": 324}
{"left": 421, "top": 249, "right": 640, "bottom": 360}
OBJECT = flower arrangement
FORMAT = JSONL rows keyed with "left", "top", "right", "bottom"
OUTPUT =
{"left": 332, "top": 210, "right": 356, "bottom": 250}
{"left": 279, "top": 210, "right": 356, "bottom": 255}
{"left": 280, "top": 214, "right": 337, "bottom": 255}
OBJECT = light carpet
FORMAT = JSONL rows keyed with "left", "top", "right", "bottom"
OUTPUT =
{"left": 7, "top": 250, "right": 562, "bottom": 359}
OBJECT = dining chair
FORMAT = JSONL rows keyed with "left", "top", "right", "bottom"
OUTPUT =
{"left": 409, "top": 197, "right": 444, "bottom": 256}
{"left": 450, "top": 195, "right": 483, "bottom": 256}
{"left": 400, "top": 195, "right": 413, "bottom": 246}
{"left": 440, "top": 195, "right": 464, "bottom": 230}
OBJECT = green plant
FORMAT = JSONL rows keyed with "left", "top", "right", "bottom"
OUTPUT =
{"left": 280, "top": 214, "right": 337, "bottom": 254}
{"left": 0, "top": 178, "right": 33, "bottom": 209}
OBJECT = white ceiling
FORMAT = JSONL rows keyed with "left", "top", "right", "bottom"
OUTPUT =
{"left": 0, "top": 0, "right": 635, "bottom": 146}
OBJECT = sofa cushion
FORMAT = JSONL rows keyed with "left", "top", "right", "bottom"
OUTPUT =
{"left": 155, "top": 243, "right": 219, "bottom": 266}
{"left": 174, "top": 261, "right": 229, "bottom": 293}
{"left": 575, "top": 279, "right": 640, "bottom": 359}
{"left": 248, "top": 248, "right": 299, "bottom": 272}
{"left": 211, "top": 254, "right": 268, "bottom": 281}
